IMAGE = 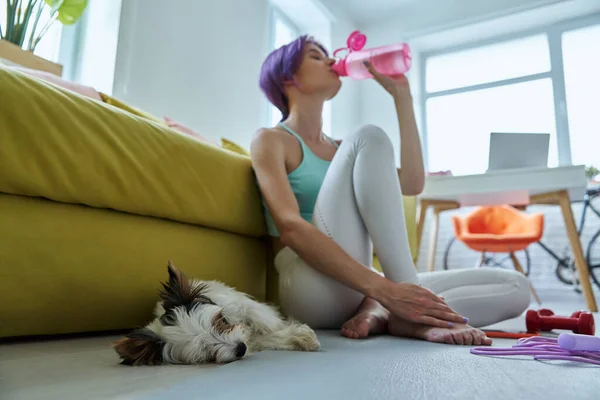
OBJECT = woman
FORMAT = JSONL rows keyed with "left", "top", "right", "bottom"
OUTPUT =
{"left": 251, "top": 35, "right": 530, "bottom": 345}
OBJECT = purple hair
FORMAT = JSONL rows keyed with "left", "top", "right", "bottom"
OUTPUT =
{"left": 259, "top": 35, "right": 328, "bottom": 122}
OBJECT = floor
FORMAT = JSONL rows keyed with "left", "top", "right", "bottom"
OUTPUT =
{"left": 2, "top": 286, "right": 599, "bottom": 400}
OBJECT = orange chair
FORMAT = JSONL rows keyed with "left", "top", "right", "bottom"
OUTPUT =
{"left": 452, "top": 205, "right": 544, "bottom": 304}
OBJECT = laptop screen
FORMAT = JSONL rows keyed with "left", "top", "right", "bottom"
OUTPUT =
{"left": 488, "top": 132, "right": 550, "bottom": 171}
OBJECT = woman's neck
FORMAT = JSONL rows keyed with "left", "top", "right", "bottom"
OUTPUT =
{"left": 284, "top": 100, "right": 324, "bottom": 142}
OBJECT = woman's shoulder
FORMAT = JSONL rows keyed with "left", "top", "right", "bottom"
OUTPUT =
{"left": 250, "top": 126, "right": 288, "bottom": 160}
{"left": 252, "top": 125, "right": 293, "bottom": 148}
{"left": 253, "top": 126, "right": 281, "bottom": 140}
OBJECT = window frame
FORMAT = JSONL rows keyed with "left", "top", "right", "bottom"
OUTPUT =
{"left": 56, "top": 21, "right": 83, "bottom": 81}
{"left": 266, "top": 6, "right": 301, "bottom": 127}
{"left": 419, "top": 12, "right": 600, "bottom": 172}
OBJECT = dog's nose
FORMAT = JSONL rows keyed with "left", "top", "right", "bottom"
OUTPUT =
{"left": 235, "top": 342, "right": 247, "bottom": 358}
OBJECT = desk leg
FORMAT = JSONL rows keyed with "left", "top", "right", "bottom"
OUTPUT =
{"left": 427, "top": 208, "right": 441, "bottom": 272}
{"left": 557, "top": 190, "right": 598, "bottom": 312}
{"left": 417, "top": 200, "right": 460, "bottom": 271}
{"left": 417, "top": 200, "right": 429, "bottom": 252}
{"left": 415, "top": 200, "right": 430, "bottom": 268}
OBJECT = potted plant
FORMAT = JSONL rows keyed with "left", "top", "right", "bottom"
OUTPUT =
{"left": 0, "top": 0, "right": 87, "bottom": 75}
{"left": 2, "top": 0, "right": 88, "bottom": 51}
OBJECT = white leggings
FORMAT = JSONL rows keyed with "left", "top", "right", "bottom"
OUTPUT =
{"left": 275, "top": 125, "right": 531, "bottom": 329}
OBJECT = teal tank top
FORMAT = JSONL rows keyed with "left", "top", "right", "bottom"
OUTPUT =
{"left": 262, "top": 123, "right": 339, "bottom": 236}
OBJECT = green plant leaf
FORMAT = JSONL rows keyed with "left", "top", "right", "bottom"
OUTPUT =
{"left": 13, "top": 22, "right": 25, "bottom": 46}
{"left": 6, "top": 0, "right": 17, "bottom": 42}
{"left": 16, "top": 0, "right": 22, "bottom": 28}
{"left": 27, "top": 1, "right": 45, "bottom": 50}
{"left": 15, "top": 0, "right": 38, "bottom": 47}
{"left": 44, "top": 0, "right": 64, "bottom": 15}
{"left": 44, "top": 0, "right": 87, "bottom": 25}
{"left": 4, "top": 0, "right": 38, "bottom": 45}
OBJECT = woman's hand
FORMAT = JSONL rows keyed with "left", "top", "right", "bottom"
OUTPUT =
{"left": 363, "top": 60, "right": 411, "bottom": 99}
{"left": 377, "top": 281, "right": 468, "bottom": 328}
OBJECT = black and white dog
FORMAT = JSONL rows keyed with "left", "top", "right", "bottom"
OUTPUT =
{"left": 114, "top": 261, "right": 320, "bottom": 365}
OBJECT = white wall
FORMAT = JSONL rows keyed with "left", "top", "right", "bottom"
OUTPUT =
{"left": 112, "top": 0, "right": 271, "bottom": 149}
{"left": 111, "top": 0, "right": 361, "bottom": 149}
{"left": 321, "top": 2, "right": 362, "bottom": 140}
{"left": 74, "top": 0, "right": 122, "bottom": 94}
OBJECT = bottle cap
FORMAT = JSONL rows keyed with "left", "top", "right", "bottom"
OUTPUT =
{"left": 333, "top": 30, "right": 367, "bottom": 57}
{"left": 347, "top": 30, "right": 366, "bottom": 51}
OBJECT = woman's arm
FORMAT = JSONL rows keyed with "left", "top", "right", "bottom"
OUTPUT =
{"left": 363, "top": 62, "right": 425, "bottom": 196}
{"left": 394, "top": 85, "right": 425, "bottom": 196}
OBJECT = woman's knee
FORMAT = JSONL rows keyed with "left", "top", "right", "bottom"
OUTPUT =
{"left": 505, "top": 270, "right": 532, "bottom": 317}
{"left": 351, "top": 124, "right": 394, "bottom": 150}
{"left": 276, "top": 254, "right": 364, "bottom": 328}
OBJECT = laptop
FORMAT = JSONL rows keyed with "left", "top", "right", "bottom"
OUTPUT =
{"left": 487, "top": 132, "right": 550, "bottom": 172}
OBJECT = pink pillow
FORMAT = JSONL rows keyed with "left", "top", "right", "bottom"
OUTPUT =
{"left": 163, "top": 116, "right": 215, "bottom": 144}
{"left": 9, "top": 66, "right": 102, "bottom": 101}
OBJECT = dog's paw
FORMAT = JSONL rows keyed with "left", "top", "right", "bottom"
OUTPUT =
{"left": 291, "top": 324, "right": 320, "bottom": 351}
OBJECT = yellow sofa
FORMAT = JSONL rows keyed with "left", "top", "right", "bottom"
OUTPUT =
{"left": 0, "top": 66, "right": 418, "bottom": 339}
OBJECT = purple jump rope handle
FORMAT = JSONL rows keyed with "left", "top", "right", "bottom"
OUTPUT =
{"left": 471, "top": 333, "right": 600, "bottom": 366}
{"left": 558, "top": 333, "right": 600, "bottom": 351}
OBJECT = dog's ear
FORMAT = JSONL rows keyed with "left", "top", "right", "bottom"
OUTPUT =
{"left": 113, "top": 328, "right": 165, "bottom": 366}
{"left": 159, "top": 260, "right": 214, "bottom": 313}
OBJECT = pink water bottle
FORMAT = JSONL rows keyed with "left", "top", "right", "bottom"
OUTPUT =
{"left": 332, "top": 31, "right": 412, "bottom": 79}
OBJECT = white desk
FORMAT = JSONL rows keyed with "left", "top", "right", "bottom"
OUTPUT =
{"left": 416, "top": 165, "right": 597, "bottom": 312}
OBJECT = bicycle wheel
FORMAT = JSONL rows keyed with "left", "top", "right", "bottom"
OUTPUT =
{"left": 443, "top": 237, "right": 457, "bottom": 270}
{"left": 443, "top": 236, "right": 530, "bottom": 275}
{"left": 481, "top": 249, "right": 531, "bottom": 276}
{"left": 586, "top": 229, "right": 600, "bottom": 290}
{"left": 555, "top": 246, "right": 579, "bottom": 286}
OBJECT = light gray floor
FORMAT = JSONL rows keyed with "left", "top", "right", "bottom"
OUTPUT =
{"left": 2, "top": 287, "right": 600, "bottom": 400}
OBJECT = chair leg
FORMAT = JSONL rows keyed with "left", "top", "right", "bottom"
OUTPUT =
{"left": 476, "top": 252, "right": 486, "bottom": 268}
{"left": 510, "top": 252, "right": 541, "bottom": 305}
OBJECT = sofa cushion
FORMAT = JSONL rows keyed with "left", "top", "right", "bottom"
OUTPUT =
{"left": 221, "top": 138, "right": 250, "bottom": 156}
{"left": 8, "top": 65, "right": 102, "bottom": 101}
{"left": 0, "top": 193, "right": 268, "bottom": 338}
{"left": 164, "top": 116, "right": 215, "bottom": 144}
{"left": 0, "top": 66, "right": 266, "bottom": 238}
{"left": 99, "top": 92, "right": 167, "bottom": 125}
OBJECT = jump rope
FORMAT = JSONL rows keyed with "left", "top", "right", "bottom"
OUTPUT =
{"left": 471, "top": 333, "right": 600, "bottom": 367}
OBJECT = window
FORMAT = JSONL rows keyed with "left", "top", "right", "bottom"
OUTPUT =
{"left": 32, "top": 7, "right": 64, "bottom": 63}
{"left": 562, "top": 24, "right": 600, "bottom": 168}
{"left": 427, "top": 79, "right": 557, "bottom": 175}
{"left": 424, "top": 35, "right": 555, "bottom": 175}
{"left": 426, "top": 35, "right": 551, "bottom": 93}
{"left": 422, "top": 17, "right": 600, "bottom": 175}
{"left": 269, "top": 12, "right": 299, "bottom": 127}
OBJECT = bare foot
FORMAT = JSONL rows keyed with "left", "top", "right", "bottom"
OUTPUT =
{"left": 387, "top": 314, "right": 492, "bottom": 346}
{"left": 341, "top": 297, "right": 389, "bottom": 339}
